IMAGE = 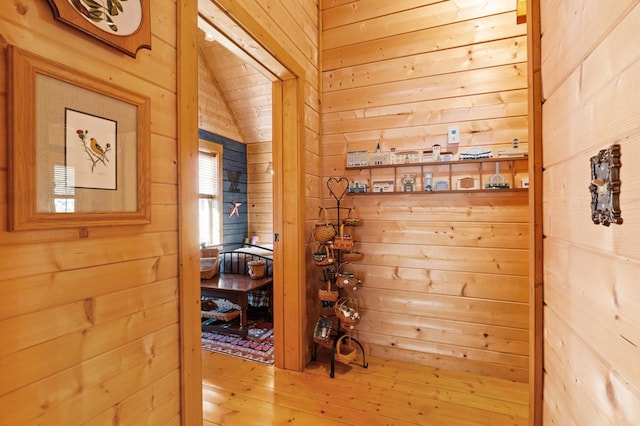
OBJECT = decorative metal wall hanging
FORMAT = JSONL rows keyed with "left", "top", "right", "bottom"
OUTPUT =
{"left": 226, "top": 169, "right": 242, "bottom": 193}
{"left": 589, "top": 144, "right": 622, "bottom": 226}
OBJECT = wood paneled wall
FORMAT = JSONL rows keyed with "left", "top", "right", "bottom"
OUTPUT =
{"left": 321, "top": 0, "right": 529, "bottom": 381}
{"left": 541, "top": 1, "right": 640, "bottom": 424}
{"left": 247, "top": 142, "right": 274, "bottom": 245}
{"left": 198, "top": 52, "right": 245, "bottom": 143}
{"left": 0, "top": 1, "right": 182, "bottom": 424}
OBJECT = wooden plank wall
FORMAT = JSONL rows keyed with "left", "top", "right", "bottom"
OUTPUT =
{"left": 321, "top": 0, "right": 530, "bottom": 381}
{"left": 0, "top": 1, "right": 182, "bottom": 424}
{"left": 247, "top": 142, "right": 275, "bottom": 245}
{"left": 197, "top": 51, "right": 245, "bottom": 143}
{"left": 541, "top": 0, "right": 640, "bottom": 424}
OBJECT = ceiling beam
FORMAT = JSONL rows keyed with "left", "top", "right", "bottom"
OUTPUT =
{"left": 198, "top": 0, "right": 293, "bottom": 80}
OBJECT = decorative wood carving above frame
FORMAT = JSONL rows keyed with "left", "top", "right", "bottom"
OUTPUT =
{"left": 589, "top": 144, "right": 622, "bottom": 226}
{"left": 46, "top": 0, "right": 151, "bottom": 58}
{"left": 7, "top": 46, "right": 151, "bottom": 231}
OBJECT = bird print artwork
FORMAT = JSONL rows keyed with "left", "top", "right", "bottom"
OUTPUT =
{"left": 70, "top": 0, "right": 126, "bottom": 33}
{"left": 76, "top": 129, "right": 111, "bottom": 172}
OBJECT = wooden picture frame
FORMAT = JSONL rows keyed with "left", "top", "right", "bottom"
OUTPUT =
{"left": 7, "top": 45, "right": 151, "bottom": 231}
{"left": 46, "top": 0, "right": 151, "bottom": 58}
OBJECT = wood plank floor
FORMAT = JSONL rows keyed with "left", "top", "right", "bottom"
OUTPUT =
{"left": 202, "top": 349, "right": 529, "bottom": 425}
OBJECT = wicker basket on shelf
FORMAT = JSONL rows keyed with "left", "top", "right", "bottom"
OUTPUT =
{"left": 200, "top": 257, "right": 219, "bottom": 279}
{"left": 200, "top": 247, "right": 220, "bottom": 279}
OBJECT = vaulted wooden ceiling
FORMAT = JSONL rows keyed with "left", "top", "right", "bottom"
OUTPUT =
{"left": 197, "top": 28, "right": 273, "bottom": 144}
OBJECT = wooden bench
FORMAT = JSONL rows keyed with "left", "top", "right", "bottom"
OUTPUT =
{"left": 200, "top": 246, "right": 273, "bottom": 337}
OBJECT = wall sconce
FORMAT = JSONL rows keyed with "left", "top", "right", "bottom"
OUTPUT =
{"left": 589, "top": 144, "right": 622, "bottom": 226}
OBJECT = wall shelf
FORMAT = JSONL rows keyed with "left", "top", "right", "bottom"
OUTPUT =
{"left": 346, "top": 156, "right": 529, "bottom": 195}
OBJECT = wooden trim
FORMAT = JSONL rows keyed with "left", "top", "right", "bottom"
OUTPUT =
{"left": 177, "top": 0, "right": 203, "bottom": 424}
{"left": 527, "top": 0, "right": 543, "bottom": 424}
{"left": 517, "top": 0, "right": 527, "bottom": 24}
{"left": 271, "top": 77, "right": 306, "bottom": 371}
{"left": 272, "top": 80, "right": 285, "bottom": 368}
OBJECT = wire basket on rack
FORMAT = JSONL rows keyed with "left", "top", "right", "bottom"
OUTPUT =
{"left": 318, "top": 280, "right": 339, "bottom": 302}
{"left": 313, "top": 207, "right": 336, "bottom": 243}
{"left": 342, "top": 207, "right": 361, "bottom": 227}
{"left": 312, "top": 316, "right": 334, "bottom": 345}
{"left": 334, "top": 297, "right": 360, "bottom": 330}
{"left": 334, "top": 335, "right": 357, "bottom": 364}
{"left": 312, "top": 243, "right": 335, "bottom": 267}
{"left": 342, "top": 249, "right": 363, "bottom": 262}
{"left": 335, "top": 263, "right": 362, "bottom": 291}
{"left": 333, "top": 224, "right": 353, "bottom": 251}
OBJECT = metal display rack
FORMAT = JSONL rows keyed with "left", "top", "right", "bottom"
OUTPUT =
{"left": 311, "top": 177, "right": 368, "bottom": 377}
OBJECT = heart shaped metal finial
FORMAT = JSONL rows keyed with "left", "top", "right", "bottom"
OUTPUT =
{"left": 327, "top": 177, "right": 349, "bottom": 201}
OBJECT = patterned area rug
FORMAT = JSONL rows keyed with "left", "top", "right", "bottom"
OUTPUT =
{"left": 201, "top": 325, "right": 274, "bottom": 365}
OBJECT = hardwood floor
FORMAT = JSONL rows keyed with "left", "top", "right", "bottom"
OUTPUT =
{"left": 202, "top": 349, "right": 529, "bottom": 425}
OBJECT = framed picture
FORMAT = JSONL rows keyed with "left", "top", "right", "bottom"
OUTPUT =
{"left": 7, "top": 45, "right": 151, "bottom": 231}
{"left": 45, "top": 0, "right": 151, "bottom": 58}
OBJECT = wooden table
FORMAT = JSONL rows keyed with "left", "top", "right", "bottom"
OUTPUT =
{"left": 201, "top": 273, "right": 273, "bottom": 336}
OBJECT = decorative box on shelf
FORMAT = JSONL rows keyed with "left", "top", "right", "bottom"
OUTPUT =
{"left": 422, "top": 144, "right": 454, "bottom": 162}
{"left": 372, "top": 180, "right": 394, "bottom": 193}
{"left": 400, "top": 173, "right": 417, "bottom": 192}
{"left": 455, "top": 177, "right": 480, "bottom": 190}
{"left": 458, "top": 147, "right": 493, "bottom": 160}
{"left": 369, "top": 150, "right": 390, "bottom": 166}
{"left": 434, "top": 180, "right": 449, "bottom": 191}
{"left": 348, "top": 180, "right": 368, "bottom": 193}
{"left": 391, "top": 150, "right": 420, "bottom": 164}
{"left": 347, "top": 150, "right": 369, "bottom": 167}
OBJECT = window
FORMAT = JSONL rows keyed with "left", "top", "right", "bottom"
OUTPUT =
{"left": 53, "top": 164, "right": 75, "bottom": 212}
{"left": 199, "top": 142, "right": 222, "bottom": 246}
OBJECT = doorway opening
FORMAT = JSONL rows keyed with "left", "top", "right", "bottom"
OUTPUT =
{"left": 195, "top": 0, "right": 306, "bottom": 372}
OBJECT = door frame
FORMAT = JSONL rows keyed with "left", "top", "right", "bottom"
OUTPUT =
{"left": 527, "top": 0, "right": 544, "bottom": 424}
{"left": 177, "top": 1, "right": 308, "bottom": 424}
